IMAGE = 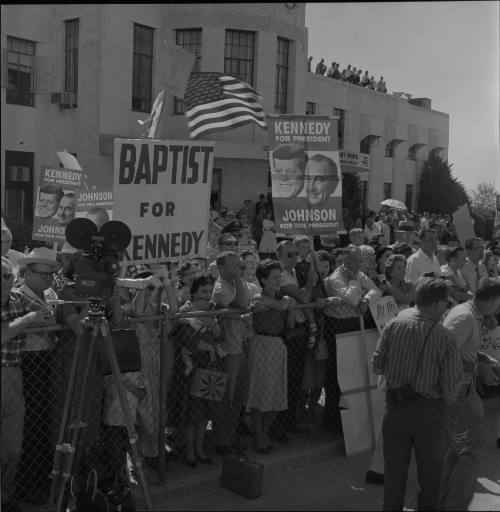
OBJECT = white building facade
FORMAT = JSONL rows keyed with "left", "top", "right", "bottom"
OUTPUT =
{"left": 1, "top": 3, "right": 448, "bottom": 225}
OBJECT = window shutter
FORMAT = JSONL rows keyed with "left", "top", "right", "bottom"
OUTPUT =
{"left": 34, "top": 54, "right": 49, "bottom": 93}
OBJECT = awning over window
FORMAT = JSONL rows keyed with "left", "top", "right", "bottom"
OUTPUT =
{"left": 428, "top": 128, "right": 447, "bottom": 153}
{"left": 407, "top": 124, "right": 427, "bottom": 146}
{"left": 385, "top": 119, "right": 406, "bottom": 142}
{"left": 359, "top": 114, "right": 384, "bottom": 140}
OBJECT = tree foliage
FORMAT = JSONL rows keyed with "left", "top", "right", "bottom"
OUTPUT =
{"left": 417, "top": 156, "right": 469, "bottom": 214}
{"left": 470, "top": 181, "right": 498, "bottom": 215}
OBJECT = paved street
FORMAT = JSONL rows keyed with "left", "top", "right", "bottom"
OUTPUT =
{"left": 163, "top": 406, "right": 500, "bottom": 511}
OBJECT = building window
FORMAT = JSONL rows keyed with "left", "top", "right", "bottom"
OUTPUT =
{"left": 4, "top": 151, "right": 34, "bottom": 223}
{"left": 132, "top": 23, "right": 154, "bottom": 113}
{"left": 211, "top": 169, "right": 222, "bottom": 208}
{"left": 306, "top": 102, "right": 316, "bottom": 115}
{"left": 275, "top": 37, "right": 290, "bottom": 113}
{"left": 405, "top": 184, "right": 413, "bottom": 211}
{"left": 65, "top": 19, "right": 79, "bottom": 95}
{"left": 385, "top": 140, "right": 396, "bottom": 158}
{"left": 383, "top": 182, "right": 392, "bottom": 200}
{"left": 224, "top": 29, "right": 255, "bottom": 86}
{"left": 360, "top": 180, "right": 368, "bottom": 217}
{"left": 333, "top": 108, "right": 345, "bottom": 149}
{"left": 408, "top": 144, "right": 418, "bottom": 160}
{"left": 6, "top": 36, "right": 36, "bottom": 107}
{"left": 360, "top": 136, "right": 371, "bottom": 155}
{"left": 429, "top": 147, "right": 442, "bottom": 160}
{"left": 173, "top": 29, "right": 202, "bottom": 114}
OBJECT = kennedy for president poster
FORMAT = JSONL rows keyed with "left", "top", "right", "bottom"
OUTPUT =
{"left": 267, "top": 115, "right": 344, "bottom": 235}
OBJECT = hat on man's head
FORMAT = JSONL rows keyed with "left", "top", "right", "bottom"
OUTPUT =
{"left": 18, "top": 247, "right": 62, "bottom": 270}
{"left": 221, "top": 220, "right": 244, "bottom": 235}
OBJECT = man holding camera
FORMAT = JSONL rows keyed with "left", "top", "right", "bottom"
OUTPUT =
{"left": 372, "top": 277, "right": 463, "bottom": 511}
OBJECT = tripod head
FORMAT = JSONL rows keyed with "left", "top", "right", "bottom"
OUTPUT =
{"left": 87, "top": 297, "right": 107, "bottom": 321}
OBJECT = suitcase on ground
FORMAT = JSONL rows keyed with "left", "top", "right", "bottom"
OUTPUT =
{"left": 220, "top": 453, "right": 264, "bottom": 499}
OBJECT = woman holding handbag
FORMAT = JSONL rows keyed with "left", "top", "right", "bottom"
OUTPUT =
{"left": 247, "top": 259, "right": 296, "bottom": 454}
{"left": 171, "top": 272, "right": 222, "bottom": 467}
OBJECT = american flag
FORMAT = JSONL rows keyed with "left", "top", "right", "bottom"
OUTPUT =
{"left": 184, "top": 72, "right": 267, "bottom": 139}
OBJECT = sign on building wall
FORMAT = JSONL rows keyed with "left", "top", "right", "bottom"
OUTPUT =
{"left": 32, "top": 166, "right": 83, "bottom": 242}
{"left": 339, "top": 150, "right": 370, "bottom": 172}
{"left": 267, "top": 115, "right": 344, "bottom": 235}
{"left": 113, "top": 139, "right": 214, "bottom": 264}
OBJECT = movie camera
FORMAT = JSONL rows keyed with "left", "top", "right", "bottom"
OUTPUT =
{"left": 65, "top": 217, "right": 132, "bottom": 300}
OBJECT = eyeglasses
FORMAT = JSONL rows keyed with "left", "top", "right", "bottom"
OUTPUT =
{"left": 1, "top": 273, "right": 13, "bottom": 281}
{"left": 223, "top": 241, "right": 238, "bottom": 247}
{"left": 29, "top": 270, "right": 56, "bottom": 279}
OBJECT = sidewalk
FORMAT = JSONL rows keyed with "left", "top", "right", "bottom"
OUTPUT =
{"left": 137, "top": 396, "right": 500, "bottom": 511}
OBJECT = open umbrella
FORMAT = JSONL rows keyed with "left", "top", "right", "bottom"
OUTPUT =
{"left": 380, "top": 199, "right": 407, "bottom": 210}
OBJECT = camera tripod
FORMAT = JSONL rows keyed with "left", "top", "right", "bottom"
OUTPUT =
{"left": 49, "top": 299, "right": 154, "bottom": 512}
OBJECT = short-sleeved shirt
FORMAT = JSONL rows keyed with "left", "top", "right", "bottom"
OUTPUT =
{"left": 280, "top": 269, "right": 306, "bottom": 323}
{"left": 212, "top": 277, "right": 248, "bottom": 355}
{"left": 405, "top": 249, "right": 441, "bottom": 284}
{"left": 443, "top": 300, "right": 483, "bottom": 384}
{"left": 1, "top": 288, "right": 40, "bottom": 366}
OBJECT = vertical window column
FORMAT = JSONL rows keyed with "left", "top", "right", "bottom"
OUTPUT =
{"left": 6, "top": 36, "right": 36, "bottom": 107}
{"left": 224, "top": 30, "right": 255, "bottom": 86}
{"left": 132, "top": 23, "right": 154, "bottom": 113}
{"left": 275, "top": 37, "right": 290, "bottom": 114}
{"left": 65, "top": 19, "right": 79, "bottom": 95}
{"left": 174, "top": 29, "right": 202, "bottom": 114}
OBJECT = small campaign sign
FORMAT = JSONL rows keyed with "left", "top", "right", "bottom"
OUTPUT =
{"left": 369, "top": 295, "right": 400, "bottom": 334}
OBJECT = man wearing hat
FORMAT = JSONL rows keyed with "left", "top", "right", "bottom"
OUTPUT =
{"left": 15, "top": 247, "right": 62, "bottom": 505}
{"left": 1, "top": 256, "right": 53, "bottom": 512}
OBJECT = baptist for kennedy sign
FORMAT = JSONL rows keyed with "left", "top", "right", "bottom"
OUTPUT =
{"left": 268, "top": 115, "right": 344, "bottom": 235}
{"left": 113, "top": 139, "right": 214, "bottom": 263}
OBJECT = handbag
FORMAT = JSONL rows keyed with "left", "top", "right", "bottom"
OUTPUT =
{"left": 189, "top": 361, "right": 228, "bottom": 402}
{"left": 101, "top": 328, "right": 142, "bottom": 376}
{"left": 387, "top": 319, "right": 438, "bottom": 408}
{"left": 220, "top": 452, "right": 263, "bottom": 499}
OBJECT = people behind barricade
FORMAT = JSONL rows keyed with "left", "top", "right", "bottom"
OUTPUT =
{"left": 175, "top": 260, "right": 201, "bottom": 306}
{"left": 170, "top": 272, "right": 223, "bottom": 468}
{"left": 482, "top": 249, "right": 500, "bottom": 278}
{"left": 441, "top": 278, "right": 500, "bottom": 510}
{"left": 122, "top": 264, "right": 178, "bottom": 469}
{"left": 259, "top": 210, "right": 277, "bottom": 259}
{"left": 324, "top": 245, "right": 382, "bottom": 332}
{"left": 268, "top": 241, "right": 318, "bottom": 442}
{"left": 247, "top": 259, "right": 296, "bottom": 453}
{"left": 211, "top": 251, "right": 250, "bottom": 455}
{"left": 360, "top": 70, "right": 370, "bottom": 87}
{"left": 349, "top": 227, "right": 365, "bottom": 247}
{"left": 375, "top": 246, "right": 393, "bottom": 277}
{"left": 1, "top": 223, "right": 24, "bottom": 281}
{"left": 439, "top": 246, "right": 472, "bottom": 305}
{"left": 315, "top": 58, "right": 326, "bottom": 75}
{"left": 207, "top": 233, "right": 240, "bottom": 279}
{"left": 1, "top": 256, "right": 55, "bottom": 512}
{"left": 382, "top": 254, "right": 415, "bottom": 306}
{"left": 461, "top": 237, "right": 487, "bottom": 293}
{"left": 405, "top": 228, "right": 441, "bottom": 283}
{"left": 14, "top": 248, "right": 61, "bottom": 505}
{"left": 372, "top": 277, "right": 463, "bottom": 511}
{"left": 240, "top": 250, "right": 261, "bottom": 299}
{"left": 363, "top": 212, "right": 382, "bottom": 243}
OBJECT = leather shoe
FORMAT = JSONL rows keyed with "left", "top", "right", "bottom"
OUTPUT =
{"left": 366, "top": 470, "right": 384, "bottom": 485}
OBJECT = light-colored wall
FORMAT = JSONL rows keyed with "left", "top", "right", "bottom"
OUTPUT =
{"left": 2, "top": 3, "right": 448, "bottom": 219}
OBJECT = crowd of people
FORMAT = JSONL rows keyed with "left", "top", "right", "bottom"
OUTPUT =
{"left": 2, "top": 199, "right": 500, "bottom": 511}
{"left": 308, "top": 57, "right": 388, "bottom": 93}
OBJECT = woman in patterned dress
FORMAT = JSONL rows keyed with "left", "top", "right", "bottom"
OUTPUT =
{"left": 247, "top": 259, "right": 296, "bottom": 453}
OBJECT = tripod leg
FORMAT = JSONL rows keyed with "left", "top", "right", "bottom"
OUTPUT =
{"left": 99, "top": 320, "right": 154, "bottom": 512}
{"left": 55, "top": 322, "right": 100, "bottom": 512}
{"left": 49, "top": 328, "right": 84, "bottom": 503}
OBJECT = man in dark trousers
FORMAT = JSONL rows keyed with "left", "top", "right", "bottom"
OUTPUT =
{"left": 372, "top": 277, "right": 463, "bottom": 511}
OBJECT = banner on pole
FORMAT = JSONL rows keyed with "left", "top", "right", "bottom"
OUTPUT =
{"left": 75, "top": 188, "right": 114, "bottom": 229}
{"left": 113, "top": 139, "right": 214, "bottom": 264}
{"left": 32, "top": 166, "right": 83, "bottom": 242}
{"left": 267, "top": 115, "right": 344, "bottom": 235}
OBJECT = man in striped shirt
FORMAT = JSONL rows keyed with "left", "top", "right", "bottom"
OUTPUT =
{"left": 372, "top": 277, "right": 463, "bottom": 511}
{"left": 439, "top": 277, "right": 500, "bottom": 511}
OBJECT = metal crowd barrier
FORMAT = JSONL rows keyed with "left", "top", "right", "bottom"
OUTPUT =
{"left": 3, "top": 303, "right": 369, "bottom": 510}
